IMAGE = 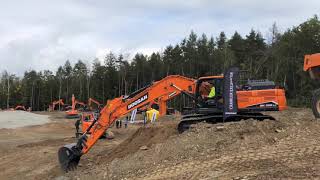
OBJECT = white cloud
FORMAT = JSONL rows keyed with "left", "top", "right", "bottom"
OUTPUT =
{"left": 0, "top": 0, "right": 319, "bottom": 76}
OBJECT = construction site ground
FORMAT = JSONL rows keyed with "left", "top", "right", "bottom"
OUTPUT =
{"left": 1, "top": 108, "right": 320, "bottom": 179}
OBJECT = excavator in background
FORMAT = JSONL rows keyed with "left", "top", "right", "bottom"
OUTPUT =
{"left": 76, "top": 98, "right": 102, "bottom": 136}
{"left": 58, "top": 67, "right": 287, "bottom": 171}
{"left": 75, "top": 112, "right": 96, "bottom": 138}
{"left": 65, "top": 94, "right": 86, "bottom": 118}
{"left": 304, "top": 53, "right": 320, "bottom": 117}
{"left": 49, "top": 99, "right": 65, "bottom": 111}
{"left": 87, "top": 98, "right": 102, "bottom": 111}
{"left": 76, "top": 98, "right": 108, "bottom": 138}
{"left": 15, "top": 105, "right": 26, "bottom": 111}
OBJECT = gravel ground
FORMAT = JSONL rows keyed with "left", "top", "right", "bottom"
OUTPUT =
{"left": 0, "top": 111, "right": 50, "bottom": 128}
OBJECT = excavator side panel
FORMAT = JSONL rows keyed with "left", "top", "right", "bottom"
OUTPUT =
{"left": 237, "top": 89, "right": 287, "bottom": 111}
{"left": 304, "top": 54, "right": 320, "bottom": 71}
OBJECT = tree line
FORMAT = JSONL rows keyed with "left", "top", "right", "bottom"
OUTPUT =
{"left": 1, "top": 15, "right": 320, "bottom": 110}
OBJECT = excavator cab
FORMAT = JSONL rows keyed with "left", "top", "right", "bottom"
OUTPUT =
{"left": 195, "top": 76, "right": 224, "bottom": 110}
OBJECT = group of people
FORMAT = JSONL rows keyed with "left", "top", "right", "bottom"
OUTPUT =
{"left": 116, "top": 116, "right": 129, "bottom": 128}
{"left": 115, "top": 119, "right": 128, "bottom": 128}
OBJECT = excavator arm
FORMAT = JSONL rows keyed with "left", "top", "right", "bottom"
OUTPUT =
{"left": 88, "top": 98, "right": 101, "bottom": 110}
{"left": 58, "top": 75, "right": 195, "bottom": 171}
{"left": 69, "top": 95, "right": 86, "bottom": 110}
{"left": 15, "top": 105, "right": 26, "bottom": 111}
{"left": 75, "top": 100, "right": 86, "bottom": 108}
{"left": 52, "top": 99, "right": 64, "bottom": 111}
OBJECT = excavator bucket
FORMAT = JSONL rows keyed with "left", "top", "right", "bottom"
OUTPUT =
{"left": 58, "top": 143, "right": 81, "bottom": 172}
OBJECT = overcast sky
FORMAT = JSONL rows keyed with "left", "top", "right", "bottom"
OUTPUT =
{"left": 1, "top": 0, "right": 319, "bottom": 76}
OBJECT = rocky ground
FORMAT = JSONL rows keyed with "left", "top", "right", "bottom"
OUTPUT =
{"left": 1, "top": 108, "right": 320, "bottom": 179}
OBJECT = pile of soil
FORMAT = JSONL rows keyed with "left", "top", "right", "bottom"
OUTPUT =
{"left": 62, "top": 108, "right": 320, "bottom": 179}
{"left": 97, "top": 122, "right": 178, "bottom": 163}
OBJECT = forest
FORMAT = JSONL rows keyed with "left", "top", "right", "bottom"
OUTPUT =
{"left": 1, "top": 16, "right": 319, "bottom": 110}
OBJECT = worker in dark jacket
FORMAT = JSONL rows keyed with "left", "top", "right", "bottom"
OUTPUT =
{"left": 75, "top": 118, "right": 81, "bottom": 138}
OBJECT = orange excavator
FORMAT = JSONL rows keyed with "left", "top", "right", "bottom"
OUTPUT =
{"left": 76, "top": 98, "right": 102, "bottom": 135}
{"left": 58, "top": 67, "right": 287, "bottom": 171}
{"left": 76, "top": 112, "right": 96, "bottom": 137}
{"left": 87, "top": 98, "right": 102, "bottom": 111}
{"left": 15, "top": 105, "right": 26, "bottom": 111}
{"left": 304, "top": 53, "right": 320, "bottom": 117}
{"left": 65, "top": 94, "right": 86, "bottom": 118}
{"left": 75, "top": 98, "right": 102, "bottom": 138}
{"left": 49, "top": 99, "right": 65, "bottom": 111}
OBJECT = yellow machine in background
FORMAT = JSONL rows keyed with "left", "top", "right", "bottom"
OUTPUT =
{"left": 146, "top": 108, "right": 159, "bottom": 122}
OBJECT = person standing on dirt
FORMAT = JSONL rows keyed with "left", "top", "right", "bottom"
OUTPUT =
{"left": 125, "top": 116, "right": 128, "bottom": 128}
{"left": 142, "top": 111, "right": 146, "bottom": 126}
{"left": 75, "top": 118, "right": 81, "bottom": 138}
{"left": 116, "top": 120, "right": 119, "bottom": 128}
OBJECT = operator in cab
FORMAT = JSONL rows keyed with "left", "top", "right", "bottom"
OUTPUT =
{"left": 199, "top": 81, "right": 216, "bottom": 99}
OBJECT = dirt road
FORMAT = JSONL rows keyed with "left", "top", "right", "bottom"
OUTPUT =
{"left": 0, "top": 108, "right": 320, "bottom": 179}
{"left": 0, "top": 112, "right": 138, "bottom": 180}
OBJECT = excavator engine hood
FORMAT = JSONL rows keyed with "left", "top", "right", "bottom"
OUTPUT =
{"left": 304, "top": 54, "right": 320, "bottom": 79}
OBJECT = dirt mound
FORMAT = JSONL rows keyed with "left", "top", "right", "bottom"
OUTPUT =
{"left": 2, "top": 108, "right": 320, "bottom": 179}
{"left": 96, "top": 122, "right": 178, "bottom": 163}
{"left": 67, "top": 108, "right": 320, "bottom": 179}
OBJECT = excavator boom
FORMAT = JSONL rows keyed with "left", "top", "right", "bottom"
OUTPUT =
{"left": 58, "top": 75, "right": 195, "bottom": 171}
